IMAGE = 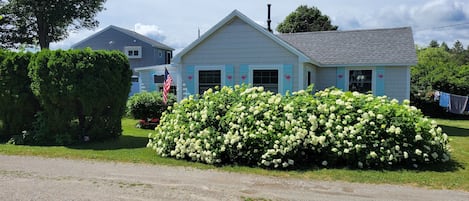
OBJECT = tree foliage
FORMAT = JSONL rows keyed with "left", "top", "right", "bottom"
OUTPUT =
{"left": 411, "top": 40, "right": 469, "bottom": 117}
{"left": 277, "top": 5, "right": 338, "bottom": 33}
{"left": 0, "top": 0, "right": 106, "bottom": 49}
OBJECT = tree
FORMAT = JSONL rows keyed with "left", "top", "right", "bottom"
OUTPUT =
{"left": 440, "top": 42, "right": 450, "bottom": 52}
{"left": 429, "top": 40, "right": 439, "bottom": 48}
{"left": 451, "top": 40, "right": 466, "bottom": 65}
{"left": 0, "top": 0, "right": 106, "bottom": 49}
{"left": 451, "top": 40, "right": 464, "bottom": 54}
{"left": 277, "top": 5, "right": 338, "bottom": 33}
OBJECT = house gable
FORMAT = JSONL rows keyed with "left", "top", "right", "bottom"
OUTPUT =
{"left": 173, "top": 10, "right": 311, "bottom": 64}
{"left": 181, "top": 17, "right": 299, "bottom": 65}
{"left": 72, "top": 25, "right": 174, "bottom": 68}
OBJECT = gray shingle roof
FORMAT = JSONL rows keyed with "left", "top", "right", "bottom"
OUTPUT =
{"left": 277, "top": 27, "right": 417, "bottom": 66}
{"left": 72, "top": 25, "right": 174, "bottom": 50}
{"left": 109, "top": 25, "right": 174, "bottom": 50}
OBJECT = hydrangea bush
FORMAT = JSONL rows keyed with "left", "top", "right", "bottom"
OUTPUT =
{"left": 148, "top": 85, "right": 450, "bottom": 169}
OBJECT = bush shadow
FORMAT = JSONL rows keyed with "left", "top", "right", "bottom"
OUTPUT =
{"left": 416, "top": 159, "right": 465, "bottom": 172}
{"left": 290, "top": 158, "right": 465, "bottom": 173}
{"left": 67, "top": 135, "right": 149, "bottom": 150}
{"left": 440, "top": 125, "right": 469, "bottom": 137}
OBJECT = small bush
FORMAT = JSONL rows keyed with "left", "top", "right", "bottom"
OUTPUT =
{"left": 148, "top": 85, "right": 451, "bottom": 169}
{"left": 127, "top": 91, "right": 176, "bottom": 120}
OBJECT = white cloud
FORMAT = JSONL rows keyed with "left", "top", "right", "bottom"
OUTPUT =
{"left": 410, "top": 0, "right": 467, "bottom": 28}
{"left": 133, "top": 23, "right": 192, "bottom": 54}
{"left": 134, "top": 23, "right": 166, "bottom": 42}
{"left": 329, "top": 0, "right": 469, "bottom": 46}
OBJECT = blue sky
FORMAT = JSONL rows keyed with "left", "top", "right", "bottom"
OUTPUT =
{"left": 51, "top": 0, "right": 469, "bottom": 53}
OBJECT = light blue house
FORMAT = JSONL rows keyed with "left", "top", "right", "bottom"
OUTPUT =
{"left": 145, "top": 10, "right": 417, "bottom": 102}
{"left": 71, "top": 25, "right": 174, "bottom": 96}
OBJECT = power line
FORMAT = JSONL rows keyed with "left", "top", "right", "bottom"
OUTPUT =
{"left": 416, "top": 22, "right": 469, "bottom": 31}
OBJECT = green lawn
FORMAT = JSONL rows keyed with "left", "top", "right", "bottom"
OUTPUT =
{"left": 1, "top": 118, "right": 468, "bottom": 191}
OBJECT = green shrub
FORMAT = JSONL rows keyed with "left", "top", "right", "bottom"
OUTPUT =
{"left": 127, "top": 91, "right": 176, "bottom": 120}
{"left": 148, "top": 85, "right": 451, "bottom": 169}
{"left": 27, "top": 49, "right": 131, "bottom": 145}
{"left": 0, "top": 50, "right": 40, "bottom": 142}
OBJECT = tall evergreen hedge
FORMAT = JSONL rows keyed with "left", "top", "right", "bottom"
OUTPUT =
{"left": 0, "top": 51, "right": 40, "bottom": 141}
{"left": 28, "top": 49, "right": 132, "bottom": 145}
{"left": 0, "top": 49, "right": 131, "bottom": 145}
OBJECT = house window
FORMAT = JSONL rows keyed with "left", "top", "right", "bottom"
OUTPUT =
{"left": 349, "top": 70, "right": 372, "bottom": 93}
{"left": 165, "top": 51, "right": 172, "bottom": 64}
{"left": 154, "top": 75, "right": 165, "bottom": 83}
{"left": 253, "top": 70, "right": 278, "bottom": 93}
{"left": 307, "top": 71, "right": 312, "bottom": 86}
{"left": 158, "top": 50, "right": 163, "bottom": 58}
{"left": 124, "top": 46, "right": 142, "bottom": 58}
{"left": 131, "top": 76, "right": 139, "bottom": 83}
{"left": 159, "top": 86, "right": 177, "bottom": 95}
{"left": 198, "top": 70, "right": 221, "bottom": 95}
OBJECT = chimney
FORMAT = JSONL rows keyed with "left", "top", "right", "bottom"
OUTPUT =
{"left": 267, "top": 4, "right": 272, "bottom": 32}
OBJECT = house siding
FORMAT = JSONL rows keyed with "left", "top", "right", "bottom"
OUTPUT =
{"left": 384, "top": 66, "right": 410, "bottom": 101}
{"left": 72, "top": 28, "right": 167, "bottom": 69}
{"left": 303, "top": 63, "right": 317, "bottom": 90}
{"left": 182, "top": 18, "right": 298, "bottom": 88}
{"left": 137, "top": 66, "right": 177, "bottom": 93}
{"left": 316, "top": 68, "right": 337, "bottom": 90}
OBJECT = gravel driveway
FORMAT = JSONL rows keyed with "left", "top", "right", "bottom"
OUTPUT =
{"left": 1, "top": 154, "right": 468, "bottom": 201}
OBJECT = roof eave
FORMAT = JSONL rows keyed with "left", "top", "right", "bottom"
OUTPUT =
{"left": 151, "top": 45, "right": 175, "bottom": 51}
{"left": 134, "top": 64, "right": 176, "bottom": 72}
{"left": 319, "top": 62, "right": 418, "bottom": 67}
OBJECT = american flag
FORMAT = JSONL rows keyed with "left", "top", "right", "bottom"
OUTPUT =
{"left": 163, "top": 68, "right": 173, "bottom": 104}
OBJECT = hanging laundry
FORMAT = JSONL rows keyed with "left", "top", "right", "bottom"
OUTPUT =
{"left": 434, "top": 90, "right": 440, "bottom": 101}
{"left": 439, "top": 92, "right": 450, "bottom": 108}
{"left": 466, "top": 99, "right": 469, "bottom": 112}
{"left": 448, "top": 94, "right": 468, "bottom": 114}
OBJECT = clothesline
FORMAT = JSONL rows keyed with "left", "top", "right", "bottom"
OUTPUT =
{"left": 434, "top": 90, "right": 469, "bottom": 115}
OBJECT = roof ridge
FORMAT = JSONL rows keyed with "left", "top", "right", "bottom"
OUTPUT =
{"left": 72, "top": 25, "right": 174, "bottom": 50}
{"left": 111, "top": 25, "right": 174, "bottom": 50}
{"left": 277, "top": 26, "right": 411, "bottom": 36}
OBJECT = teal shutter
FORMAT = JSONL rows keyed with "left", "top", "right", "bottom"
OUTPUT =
{"left": 375, "top": 67, "right": 385, "bottom": 96}
{"left": 336, "top": 67, "right": 346, "bottom": 90}
{"left": 225, "top": 64, "right": 234, "bottom": 87}
{"left": 282, "top": 64, "right": 293, "bottom": 94}
{"left": 150, "top": 73, "right": 156, "bottom": 91}
{"left": 185, "top": 66, "right": 195, "bottom": 96}
{"left": 239, "top": 64, "right": 249, "bottom": 85}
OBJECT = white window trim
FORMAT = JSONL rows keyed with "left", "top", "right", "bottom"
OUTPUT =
{"left": 345, "top": 67, "right": 376, "bottom": 95}
{"left": 131, "top": 75, "right": 139, "bottom": 83}
{"left": 194, "top": 65, "right": 225, "bottom": 94}
{"left": 124, "top": 46, "right": 142, "bottom": 59}
{"left": 248, "top": 64, "right": 283, "bottom": 93}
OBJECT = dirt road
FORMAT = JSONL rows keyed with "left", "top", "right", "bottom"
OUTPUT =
{"left": 0, "top": 155, "right": 468, "bottom": 201}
